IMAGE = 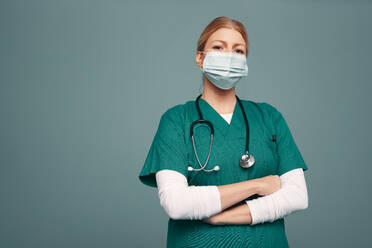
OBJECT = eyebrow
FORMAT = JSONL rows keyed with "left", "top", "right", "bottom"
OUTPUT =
{"left": 212, "top": 40, "right": 246, "bottom": 47}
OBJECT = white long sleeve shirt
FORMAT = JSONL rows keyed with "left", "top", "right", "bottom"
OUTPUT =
{"left": 155, "top": 112, "right": 308, "bottom": 224}
{"left": 156, "top": 168, "right": 307, "bottom": 224}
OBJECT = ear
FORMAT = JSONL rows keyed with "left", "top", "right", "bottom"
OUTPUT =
{"left": 195, "top": 52, "right": 204, "bottom": 69}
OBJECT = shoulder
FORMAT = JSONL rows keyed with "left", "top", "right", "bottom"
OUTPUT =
{"left": 240, "top": 99, "right": 288, "bottom": 136}
{"left": 240, "top": 98, "right": 282, "bottom": 117}
{"left": 156, "top": 100, "right": 192, "bottom": 135}
{"left": 240, "top": 99, "right": 287, "bottom": 132}
{"left": 160, "top": 100, "right": 190, "bottom": 123}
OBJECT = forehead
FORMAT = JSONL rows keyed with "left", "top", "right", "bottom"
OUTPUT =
{"left": 207, "top": 28, "right": 246, "bottom": 47}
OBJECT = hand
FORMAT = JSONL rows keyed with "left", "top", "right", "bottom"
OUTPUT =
{"left": 202, "top": 213, "right": 223, "bottom": 225}
{"left": 256, "top": 175, "right": 281, "bottom": 196}
{"left": 202, "top": 216, "right": 215, "bottom": 225}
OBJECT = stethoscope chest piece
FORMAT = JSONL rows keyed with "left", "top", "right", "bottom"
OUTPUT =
{"left": 240, "top": 152, "right": 255, "bottom": 168}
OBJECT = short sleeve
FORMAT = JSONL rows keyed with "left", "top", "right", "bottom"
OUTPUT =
{"left": 138, "top": 109, "right": 189, "bottom": 188}
{"left": 267, "top": 104, "right": 308, "bottom": 176}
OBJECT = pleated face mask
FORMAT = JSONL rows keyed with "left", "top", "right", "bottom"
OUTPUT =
{"left": 200, "top": 51, "right": 248, "bottom": 90}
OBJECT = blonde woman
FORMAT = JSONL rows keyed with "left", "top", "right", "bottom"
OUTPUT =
{"left": 139, "top": 16, "right": 309, "bottom": 248}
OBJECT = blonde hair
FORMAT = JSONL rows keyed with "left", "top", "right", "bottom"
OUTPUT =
{"left": 197, "top": 16, "right": 249, "bottom": 56}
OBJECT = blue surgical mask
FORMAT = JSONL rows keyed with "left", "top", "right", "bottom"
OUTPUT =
{"left": 200, "top": 51, "right": 248, "bottom": 90}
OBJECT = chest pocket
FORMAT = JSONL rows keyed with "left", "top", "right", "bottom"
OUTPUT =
{"left": 251, "top": 102, "right": 280, "bottom": 175}
{"left": 263, "top": 134, "right": 279, "bottom": 174}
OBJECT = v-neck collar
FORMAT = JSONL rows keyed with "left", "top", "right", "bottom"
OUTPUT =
{"left": 198, "top": 97, "right": 244, "bottom": 138}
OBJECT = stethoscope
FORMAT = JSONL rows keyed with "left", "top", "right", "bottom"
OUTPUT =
{"left": 188, "top": 94, "right": 255, "bottom": 172}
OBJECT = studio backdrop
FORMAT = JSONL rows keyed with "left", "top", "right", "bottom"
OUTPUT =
{"left": 1, "top": 0, "right": 371, "bottom": 247}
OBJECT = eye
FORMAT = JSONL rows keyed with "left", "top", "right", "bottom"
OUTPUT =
{"left": 235, "top": 49, "right": 244, "bottom": 54}
{"left": 212, "top": 45, "right": 222, "bottom": 50}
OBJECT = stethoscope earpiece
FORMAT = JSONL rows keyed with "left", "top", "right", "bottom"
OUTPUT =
{"left": 189, "top": 94, "right": 254, "bottom": 173}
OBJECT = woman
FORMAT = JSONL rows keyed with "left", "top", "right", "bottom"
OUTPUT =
{"left": 139, "top": 16, "right": 309, "bottom": 248}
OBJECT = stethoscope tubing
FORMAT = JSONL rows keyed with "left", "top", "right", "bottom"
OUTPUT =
{"left": 189, "top": 94, "right": 253, "bottom": 172}
{"left": 193, "top": 94, "right": 250, "bottom": 153}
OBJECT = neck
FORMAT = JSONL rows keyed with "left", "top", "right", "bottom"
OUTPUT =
{"left": 200, "top": 76, "right": 237, "bottom": 114}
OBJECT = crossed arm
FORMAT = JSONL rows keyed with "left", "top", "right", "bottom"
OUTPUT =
{"left": 204, "top": 168, "right": 308, "bottom": 225}
{"left": 155, "top": 168, "right": 308, "bottom": 225}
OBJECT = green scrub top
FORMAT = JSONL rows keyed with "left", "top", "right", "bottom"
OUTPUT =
{"left": 139, "top": 97, "right": 308, "bottom": 248}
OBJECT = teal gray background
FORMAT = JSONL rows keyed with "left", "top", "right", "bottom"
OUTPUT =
{"left": 1, "top": 0, "right": 371, "bottom": 247}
